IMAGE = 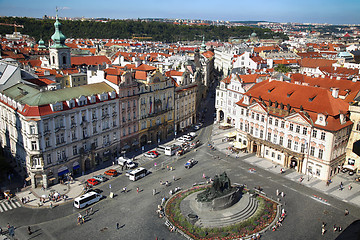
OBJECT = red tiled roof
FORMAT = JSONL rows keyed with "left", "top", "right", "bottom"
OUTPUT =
{"left": 25, "top": 78, "right": 55, "bottom": 87}
{"left": 253, "top": 46, "right": 279, "bottom": 53}
{"left": 71, "top": 56, "right": 111, "bottom": 66}
{"left": 202, "top": 51, "right": 215, "bottom": 59}
{"left": 135, "top": 71, "right": 147, "bottom": 80}
{"left": 299, "top": 58, "right": 337, "bottom": 68}
{"left": 165, "top": 70, "right": 183, "bottom": 77}
{"left": 134, "top": 64, "right": 156, "bottom": 72}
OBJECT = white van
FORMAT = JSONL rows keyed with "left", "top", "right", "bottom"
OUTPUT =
{"left": 165, "top": 145, "right": 180, "bottom": 156}
{"left": 157, "top": 145, "right": 167, "bottom": 153}
{"left": 116, "top": 156, "right": 136, "bottom": 169}
{"left": 74, "top": 192, "right": 102, "bottom": 209}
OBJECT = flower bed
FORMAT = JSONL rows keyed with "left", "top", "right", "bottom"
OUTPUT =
{"left": 165, "top": 186, "right": 278, "bottom": 240}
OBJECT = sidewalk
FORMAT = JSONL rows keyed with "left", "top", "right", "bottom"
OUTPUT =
{"left": 211, "top": 125, "right": 360, "bottom": 208}
{"left": 16, "top": 164, "right": 122, "bottom": 209}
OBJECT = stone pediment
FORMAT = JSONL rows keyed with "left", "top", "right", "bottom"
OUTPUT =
{"left": 249, "top": 103, "right": 267, "bottom": 114}
{"left": 286, "top": 113, "right": 311, "bottom": 126}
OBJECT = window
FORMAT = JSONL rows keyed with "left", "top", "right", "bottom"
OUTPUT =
{"left": 320, "top": 132, "right": 325, "bottom": 140}
{"left": 279, "top": 136, "right": 283, "bottom": 146}
{"left": 281, "top": 121, "right": 285, "bottom": 128}
{"left": 310, "top": 146, "right": 315, "bottom": 156}
{"left": 296, "top": 126, "right": 300, "bottom": 133}
{"left": 261, "top": 115, "right": 264, "bottom": 122}
{"left": 47, "top": 154, "right": 52, "bottom": 164}
{"left": 312, "top": 130, "right": 317, "bottom": 138}
{"left": 240, "top": 122, "right": 243, "bottom": 130}
{"left": 241, "top": 109, "right": 244, "bottom": 115}
{"left": 273, "top": 134, "right": 277, "bottom": 144}
{"left": 73, "top": 146, "right": 78, "bottom": 155}
{"left": 303, "top": 127, "right": 307, "bottom": 135}
{"left": 245, "top": 123, "right": 249, "bottom": 132}
{"left": 316, "top": 169, "right": 321, "bottom": 176}
{"left": 256, "top": 114, "right": 259, "bottom": 121}
{"left": 250, "top": 126, "right": 254, "bottom": 135}
{"left": 44, "top": 122, "right": 49, "bottom": 132}
{"left": 31, "top": 141, "right": 37, "bottom": 151}
{"left": 318, "top": 149, "right": 323, "bottom": 159}
{"left": 275, "top": 119, "right": 279, "bottom": 126}
{"left": 294, "top": 141, "right": 299, "bottom": 151}
{"left": 269, "top": 117, "right": 273, "bottom": 125}
{"left": 289, "top": 123, "right": 294, "bottom": 131}
{"left": 267, "top": 132, "right": 272, "bottom": 141}
{"left": 357, "top": 122, "right": 360, "bottom": 131}
{"left": 45, "top": 137, "right": 51, "bottom": 148}
{"left": 287, "top": 139, "right": 292, "bottom": 149}
{"left": 29, "top": 125, "right": 36, "bottom": 134}
{"left": 301, "top": 144, "right": 305, "bottom": 153}
{"left": 272, "top": 152, "right": 275, "bottom": 158}
{"left": 277, "top": 154, "right": 281, "bottom": 160}
{"left": 251, "top": 112, "right": 254, "bottom": 119}
{"left": 260, "top": 130, "right": 264, "bottom": 138}
{"left": 265, "top": 150, "right": 269, "bottom": 155}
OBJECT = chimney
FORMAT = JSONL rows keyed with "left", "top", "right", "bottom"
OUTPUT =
{"left": 330, "top": 87, "right": 339, "bottom": 98}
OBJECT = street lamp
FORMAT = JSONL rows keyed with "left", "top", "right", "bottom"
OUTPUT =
{"left": 174, "top": 131, "right": 177, "bottom": 141}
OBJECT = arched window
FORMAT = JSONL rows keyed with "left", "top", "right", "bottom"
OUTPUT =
{"left": 63, "top": 55, "right": 67, "bottom": 65}
{"left": 52, "top": 56, "right": 55, "bottom": 65}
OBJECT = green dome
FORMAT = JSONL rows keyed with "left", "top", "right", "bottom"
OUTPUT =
{"left": 50, "top": 15, "right": 68, "bottom": 48}
{"left": 251, "top": 32, "right": 257, "bottom": 37}
{"left": 38, "top": 38, "right": 46, "bottom": 49}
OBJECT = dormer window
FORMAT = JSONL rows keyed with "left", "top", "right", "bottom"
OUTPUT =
{"left": 88, "top": 95, "right": 96, "bottom": 104}
{"left": 243, "top": 96, "right": 250, "bottom": 105}
{"left": 109, "top": 91, "right": 116, "bottom": 99}
{"left": 315, "top": 113, "right": 326, "bottom": 126}
{"left": 76, "top": 96, "right": 87, "bottom": 106}
{"left": 51, "top": 102, "right": 63, "bottom": 112}
{"left": 67, "top": 100, "right": 75, "bottom": 108}
{"left": 98, "top": 93, "right": 108, "bottom": 101}
{"left": 339, "top": 114, "right": 346, "bottom": 125}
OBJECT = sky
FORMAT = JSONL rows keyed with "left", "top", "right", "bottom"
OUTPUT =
{"left": 0, "top": 0, "right": 360, "bottom": 24}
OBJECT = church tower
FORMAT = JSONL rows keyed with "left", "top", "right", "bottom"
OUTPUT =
{"left": 49, "top": 11, "right": 71, "bottom": 69}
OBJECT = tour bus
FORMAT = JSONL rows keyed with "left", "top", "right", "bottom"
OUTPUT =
{"left": 165, "top": 145, "right": 180, "bottom": 156}
{"left": 128, "top": 167, "right": 148, "bottom": 181}
{"left": 73, "top": 192, "right": 102, "bottom": 209}
{"left": 157, "top": 145, "right": 167, "bottom": 153}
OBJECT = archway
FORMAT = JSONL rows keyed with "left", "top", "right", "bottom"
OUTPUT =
{"left": 218, "top": 110, "right": 224, "bottom": 122}
{"left": 252, "top": 142, "right": 258, "bottom": 153}
{"left": 140, "top": 134, "right": 147, "bottom": 147}
{"left": 290, "top": 157, "right": 298, "bottom": 170}
{"left": 84, "top": 158, "right": 91, "bottom": 171}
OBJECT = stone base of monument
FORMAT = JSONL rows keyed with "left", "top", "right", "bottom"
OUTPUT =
{"left": 180, "top": 189, "right": 258, "bottom": 228}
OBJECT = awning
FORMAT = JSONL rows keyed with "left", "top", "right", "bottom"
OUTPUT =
{"left": 231, "top": 141, "right": 247, "bottom": 150}
{"left": 73, "top": 165, "right": 80, "bottom": 170}
{"left": 73, "top": 161, "right": 79, "bottom": 167}
{"left": 25, "top": 177, "right": 31, "bottom": 181}
{"left": 225, "top": 131, "right": 237, "bottom": 138}
{"left": 58, "top": 169, "right": 69, "bottom": 176}
{"left": 343, "top": 164, "right": 357, "bottom": 171}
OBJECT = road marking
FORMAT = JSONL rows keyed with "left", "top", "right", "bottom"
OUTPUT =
{"left": 4, "top": 201, "right": 12, "bottom": 210}
{"left": 0, "top": 204, "right": 4, "bottom": 212}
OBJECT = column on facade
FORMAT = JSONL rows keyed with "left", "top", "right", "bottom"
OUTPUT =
{"left": 42, "top": 174, "right": 48, "bottom": 188}
{"left": 31, "top": 174, "right": 36, "bottom": 188}
{"left": 256, "top": 142, "right": 261, "bottom": 157}
{"left": 284, "top": 153, "right": 290, "bottom": 168}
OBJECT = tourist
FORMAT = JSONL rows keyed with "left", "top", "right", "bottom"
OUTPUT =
{"left": 345, "top": 209, "right": 349, "bottom": 216}
{"left": 276, "top": 189, "right": 279, "bottom": 196}
{"left": 321, "top": 227, "right": 326, "bottom": 235}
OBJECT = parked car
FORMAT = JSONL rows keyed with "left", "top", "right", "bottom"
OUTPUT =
{"left": 104, "top": 169, "right": 118, "bottom": 177}
{"left": 193, "top": 123, "right": 203, "bottom": 130}
{"left": 93, "top": 175, "right": 108, "bottom": 182}
{"left": 87, "top": 178, "right": 100, "bottom": 186}
{"left": 144, "top": 150, "right": 159, "bottom": 158}
{"left": 177, "top": 136, "right": 189, "bottom": 143}
{"left": 116, "top": 157, "right": 136, "bottom": 169}
{"left": 184, "top": 159, "right": 197, "bottom": 169}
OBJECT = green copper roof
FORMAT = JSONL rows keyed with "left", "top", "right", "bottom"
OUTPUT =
{"left": 4, "top": 82, "right": 116, "bottom": 106}
{"left": 50, "top": 14, "right": 68, "bottom": 49}
{"left": 38, "top": 38, "right": 46, "bottom": 49}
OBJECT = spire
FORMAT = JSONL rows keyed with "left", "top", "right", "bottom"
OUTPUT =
{"left": 50, "top": 8, "right": 68, "bottom": 48}
{"left": 200, "top": 36, "right": 206, "bottom": 52}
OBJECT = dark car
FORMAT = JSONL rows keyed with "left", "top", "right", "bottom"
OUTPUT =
{"left": 185, "top": 159, "right": 197, "bottom": 169}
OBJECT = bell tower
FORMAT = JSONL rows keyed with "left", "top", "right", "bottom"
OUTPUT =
{"left": 49, "top": 9, "right": 71, "bottom": 69}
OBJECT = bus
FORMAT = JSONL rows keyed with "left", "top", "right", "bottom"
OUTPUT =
{"left": 128, "top": 167, "right": 147, "bottom": 181}
{"left": 165, "top": 145, "right": 180, "bottom": 156}
{"left": 73, "top": 192, "right": 102, "bottom": 209}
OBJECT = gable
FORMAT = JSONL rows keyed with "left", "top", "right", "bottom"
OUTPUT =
{"left": 286, "top": 113, "right": 311, "bottom": 126}
{"left": 249, "top": 103, "right": 267, "bottom": 114}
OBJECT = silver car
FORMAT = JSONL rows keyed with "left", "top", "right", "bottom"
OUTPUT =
{"left": 93, "top": 175, "right": 108, "bottom": 182}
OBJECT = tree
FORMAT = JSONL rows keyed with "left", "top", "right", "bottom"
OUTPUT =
{"left": 274, "top": 64, "right": 292, "bottom": 73}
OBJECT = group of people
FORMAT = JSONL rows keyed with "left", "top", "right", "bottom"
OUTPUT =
{"left": 77, "top": 208, "right": 93, "bottom": 225}
{"left": 21, "top": 196, "right": 30, "bottom": 204}
{"left": 272, "top": 209, "right": 286, "bottom": 231}
{"left": 321, "top": 222, "right": 342, "bottom": 235}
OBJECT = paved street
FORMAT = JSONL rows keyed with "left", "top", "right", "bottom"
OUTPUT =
{"left": 0, "top": 93, "right": 359, "bottom": 240}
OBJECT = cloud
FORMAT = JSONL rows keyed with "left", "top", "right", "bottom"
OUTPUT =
{"left": 57, "top": 7, "right": 71, "bottom": 10}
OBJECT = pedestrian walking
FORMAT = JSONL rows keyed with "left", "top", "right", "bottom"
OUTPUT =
{"left": 28, "top": 226, "right": 32, "bottom": 235}
{"left": 276, "top": 189, "right": 279, "bottom": 196}
{"left": 50, "top": 202, "right": 53, "bottom": 209}
{"left": 348, "top": 184, "right": 352, "bottom": 190}
{"left": 321, "top": 227, "right": 325, "bottom": 235}
{"left": 281, "top": 192, "right": 284, "bottom": 198}
{"left": 85, "top": 209, "right": 88, "bottom": 217}
{"left": 333, "top": 224, "right": 337, "bottom": 232}
{"left": 202, "top": 173, "right": 206, "bottom": 179}
{"left": 153, "top": 189, "right": 156, "bottom": 195}
{"left": 345, "top": 209, "right": 349, "bottom": 216}
{"left": 322, "top": 222, "right": 326, "bottom": 228}
{"left": 89, "top": 207, "right": 93, "bottom": 215}
{"left": 122, "top": 187, "right": 127, "bottom": 193}
{"left": 173, "top": 175, "right": 175, "bottom": 181}
{"left": 137, "top": 187, "right": 139, "bottom": 193}
{"left": 338, "top": 226, "right": 342, "bottom": 232}
{"left": 116, "top": 222, "right": 120, "bottom": 230}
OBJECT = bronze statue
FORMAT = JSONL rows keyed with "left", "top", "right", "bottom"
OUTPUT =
{"left": 197, "top": 172, "right": 233, "bottom": 202}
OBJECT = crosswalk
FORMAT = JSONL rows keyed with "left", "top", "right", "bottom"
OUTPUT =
{"left": 0, "top": 199, "right": 21, "bottom": 212}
